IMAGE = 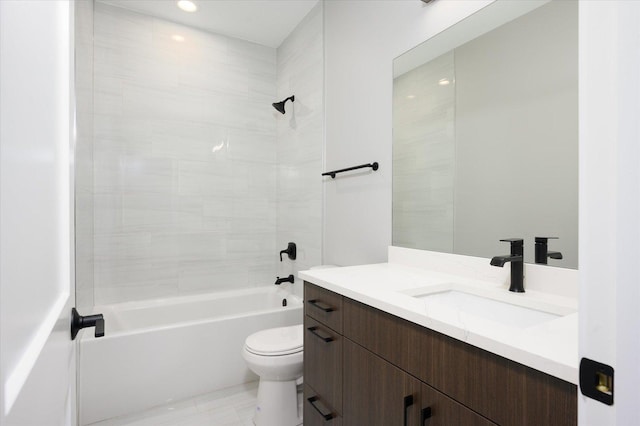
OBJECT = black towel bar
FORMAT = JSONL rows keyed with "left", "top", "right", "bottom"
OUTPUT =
{"left": 322, "top": 162, "right": 379, "bottom": 179}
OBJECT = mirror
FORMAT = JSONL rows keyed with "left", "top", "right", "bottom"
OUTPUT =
{"left": 392, "top": 0, "right": 578, "bottom": 268}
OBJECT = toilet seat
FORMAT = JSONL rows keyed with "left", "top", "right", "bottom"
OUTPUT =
{"left": 245, "top": 324, "right": 303, "bottom": 356}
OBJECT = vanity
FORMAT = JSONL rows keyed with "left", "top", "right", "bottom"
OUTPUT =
{"left": 299, "top": 248, "right": 578, "bottom": 426}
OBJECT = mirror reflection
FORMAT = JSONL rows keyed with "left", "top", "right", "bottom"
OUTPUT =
{"left": 392, "top": 0, "right": 578, "bottom": 268}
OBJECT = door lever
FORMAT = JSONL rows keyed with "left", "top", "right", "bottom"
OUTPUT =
{"left": 71, "top": 308, "right": 105, "bottom": 340}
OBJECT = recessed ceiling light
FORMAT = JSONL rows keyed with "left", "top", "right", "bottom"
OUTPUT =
{"left": 407, "top": 95, "right": 416, "bottom": 99}
{"left": 438, "top": 78, "right": 451, "bottom": 86}
{"left": 171, "top": 34, "right": 185, "bottom": 42}
{"left": 177, "top": 0, "right": 197, "bottom": 13}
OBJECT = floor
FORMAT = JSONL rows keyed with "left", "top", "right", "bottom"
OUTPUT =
{"left": 89, "top": 382, "right": 261, "bottom": 426}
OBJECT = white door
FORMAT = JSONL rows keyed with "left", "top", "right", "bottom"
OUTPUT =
{"left": 0, "top": 1, "right": 76, "bottom": 425}
{"left": 579, "top": 1, "right": 640, "bottom": 425}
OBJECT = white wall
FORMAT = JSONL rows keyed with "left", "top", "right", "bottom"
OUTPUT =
{"left": 323, "top": 0, "right": 493, "bottom": 266}
{"left": 276, "top": 3, "right": 324, "bottom": 296}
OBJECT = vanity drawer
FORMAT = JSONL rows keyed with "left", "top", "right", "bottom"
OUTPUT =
{"left": 304, "top": 384, "right": 342, "bottom": 426}
{"left": 304, "top": 315, "right": 343, "bottom": 412}
{"left": 304, "top": 282, "right": 343, "bottom": 333}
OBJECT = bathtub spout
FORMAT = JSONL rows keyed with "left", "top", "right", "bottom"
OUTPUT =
{"left": 275, "top": 275, "right": 295, "bottom": 285}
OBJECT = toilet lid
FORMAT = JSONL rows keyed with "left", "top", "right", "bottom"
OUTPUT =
{"left": 245, "top": 324, "right": 303, "bottom": 356}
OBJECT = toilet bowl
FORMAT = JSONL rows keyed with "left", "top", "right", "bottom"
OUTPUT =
{"left": 242, "top": 324, "right": 303, "bottom": 426}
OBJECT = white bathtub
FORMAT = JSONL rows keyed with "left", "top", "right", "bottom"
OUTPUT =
{"left": 79, "top": 287, "right": 303, "bottom": 425}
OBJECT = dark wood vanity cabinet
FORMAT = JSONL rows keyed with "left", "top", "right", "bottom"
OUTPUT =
{"left": 303, "top": 282, "right": 577, "bottom": 426}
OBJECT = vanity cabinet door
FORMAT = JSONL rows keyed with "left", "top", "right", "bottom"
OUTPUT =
{"left": 343, "top": 339, "right": 421, "bottom": 426}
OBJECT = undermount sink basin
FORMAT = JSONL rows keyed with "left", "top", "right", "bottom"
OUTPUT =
{"left": 403, "top": 284, "right": 575, "bottom": 329}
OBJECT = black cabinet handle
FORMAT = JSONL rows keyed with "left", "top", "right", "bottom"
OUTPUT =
{"left": 71, "top": 307, "right": 105, "bottom": 340}
{"left": 307, "top": 326, "right": 334, "bottom": 343}
{"left": 308, "top": 299, "right": 335, "bottom": 312}
{"left": 421, "top": 406, "right": 432, "bottom": 425}
{"left": 403, "top": 395, "right": 414, "bottom": 426}
{"left": 308, "top": 395, "right": 335, "bottom": 421}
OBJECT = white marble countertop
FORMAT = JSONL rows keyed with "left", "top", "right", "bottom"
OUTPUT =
{"left": 298, "top": 247, "right": 579, "bottom": 384}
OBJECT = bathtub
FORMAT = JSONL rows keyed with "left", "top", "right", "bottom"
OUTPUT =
{"left": 79, "top": 287, "right": 303, "bottom": 425}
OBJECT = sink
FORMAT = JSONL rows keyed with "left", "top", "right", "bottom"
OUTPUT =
{"left": 403, "top": 284, "right": 575, "bottom": 329}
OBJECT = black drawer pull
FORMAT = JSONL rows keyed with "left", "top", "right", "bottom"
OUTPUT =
{"left": 421, "top": 406, "right": 432, "bottom": 424}
{"left": 307, "top": 326, "right": 335, "bottom": 343}
{"left": 308, "top": 299, "right": 335, "bottom": 312}
{"left": 308, "top": 395, "right": 335, "bottom": 421}
{"left": 404, "top": 395, "right": 414, "bottom": 426}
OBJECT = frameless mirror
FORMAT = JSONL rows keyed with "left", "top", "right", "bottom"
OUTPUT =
{"left": 392, "top": 0, "right": 578, "bottom": 268}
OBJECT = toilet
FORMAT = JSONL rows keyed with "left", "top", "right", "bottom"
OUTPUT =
{"left": 242, "top": 324, "right": 304, "bottom": 426}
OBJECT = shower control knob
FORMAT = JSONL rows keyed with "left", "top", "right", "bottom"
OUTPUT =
{"left": 279, "top": 242, "right": 297, "bottom": 261}
{"left": 71, "top": 307, "right": 105, "bottom": 340}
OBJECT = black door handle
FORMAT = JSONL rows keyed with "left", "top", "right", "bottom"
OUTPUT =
{"left": 71, "top": 307, "right": 105, "bottom": 340}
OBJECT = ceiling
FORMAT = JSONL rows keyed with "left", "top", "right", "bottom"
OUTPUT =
{"left": 97, "top": 0, "right": 319, "bottom": 48}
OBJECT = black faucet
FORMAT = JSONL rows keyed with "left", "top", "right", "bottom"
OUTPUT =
{"left": 279, "top": 242, "right": 297, "bottom": 261}
{"left": 274, "top": 274, "right": 295, "bottom": 285}
{"left": 534, "top": 237, "right": 563, "bottom": 264}
{"left": 490, "top": 238, "right": 525, "bottom": 293}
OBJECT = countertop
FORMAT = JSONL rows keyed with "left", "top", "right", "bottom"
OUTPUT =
{"left": 298, "top": 248, "right": 579, "bottom": 385}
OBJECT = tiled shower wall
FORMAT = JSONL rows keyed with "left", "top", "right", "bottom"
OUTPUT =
{"left": 75, "top": 0, "right": 94, "bottom": 309}
{"left": 276, "top": 3, "right": 324, "bottom": 295}
{"left": 91, "top": 3, "right": 322, "bottom": 304}
{"left": 93, "top": 4, "right": 277, "bottom": 304}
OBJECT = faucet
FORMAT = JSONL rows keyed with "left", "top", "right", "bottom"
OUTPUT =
{"left": 490, "top": 238, "right": 524, "bottom": 293}
{"left": 274, "top": 274, "right": 294, "bottom": 285}
{"left": 534, "top": 237, "right": 563, "bottom": 264}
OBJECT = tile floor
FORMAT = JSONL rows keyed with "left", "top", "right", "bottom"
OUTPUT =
{"left": 89, "top": 382, "right": 265, "bottom": 426}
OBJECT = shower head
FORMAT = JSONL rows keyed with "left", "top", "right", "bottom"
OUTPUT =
{"left": 272, "top": 95, "right": 295, "bottom": 114}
